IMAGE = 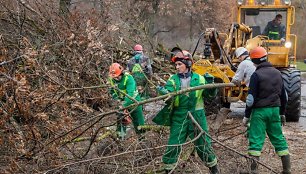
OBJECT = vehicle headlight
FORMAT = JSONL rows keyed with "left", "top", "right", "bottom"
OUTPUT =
{"left": 260, "top": 0, "right": 266, "bottom": 5}
{"left": 285, "top": 42, "right": 292, "bottom": 48}
{"left": 284, "top": 0, "right": 291, "bottom": 5}
{"left": 237, "top": 0, "right": 244, "bottom": 5}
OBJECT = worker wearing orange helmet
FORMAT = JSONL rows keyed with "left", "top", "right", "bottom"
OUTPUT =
{"left": 127, "top": 44, "right": 153, "bottom": 99}
{"left": 244, "top": 47, "right": 290, "bottom": 173}
{"left": 153, "top": 47, "right": 219, "bottom": 174}
{"left": 108, "top": 63, "right": 145, "bottom": 140}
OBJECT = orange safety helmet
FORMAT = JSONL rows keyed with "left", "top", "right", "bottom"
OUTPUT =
{"left": 171, "top": 48, "right": 193, "bottom": 68}
{"left": 250, "top": 46, "right": 267, "bottom": 59}
{"left": 109, "top": 63, "right": 123, "bottom": 78}
{"left": 133, "top": 44, "right": 143, "bottom": 51}
{"left": 250, "top": 46, "right": 268, "bottom": 64}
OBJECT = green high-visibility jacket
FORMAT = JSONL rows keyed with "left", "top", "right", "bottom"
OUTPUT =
{"left": 153, "top": 72, "right": 217, "bottom": 126}
{"left": 262, "top": 20, "right": 286, "bottom": 40}
{"left": 109, "top": 72, "right": 140, "bottom": 107}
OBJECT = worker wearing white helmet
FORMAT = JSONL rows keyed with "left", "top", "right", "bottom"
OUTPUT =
{"left": 232, "top": 47, "right": 257, "bottom": 126}
{"left": 231, "top": 47, "right": 256, "bottom": 87}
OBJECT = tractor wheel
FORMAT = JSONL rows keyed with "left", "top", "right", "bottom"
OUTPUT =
{"left": 280, "top": 68, "right": 301, "bottom": 122}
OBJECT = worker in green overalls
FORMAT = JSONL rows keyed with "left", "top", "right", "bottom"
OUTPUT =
{"left": 243, "top": 47, "right": 291, "bottom": 174}
{"left": 108, "top": 63, "right": 145, "bottom": 140}
{"left": 153, "top": 48, "right": 219, "bottom": 174}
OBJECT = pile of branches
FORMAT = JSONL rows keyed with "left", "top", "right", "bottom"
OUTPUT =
{"left": 0, "top": 1, "right": 175, "bottom": 173}
{"left": 0, "top": 2, "right": 120, "bottom": 173}
{"left": 0, "top": 1, "right": 281, "bottom": 174}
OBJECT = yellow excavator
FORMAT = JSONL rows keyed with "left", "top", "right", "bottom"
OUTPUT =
{"left": 192, "top": 0, "right": 301, "bottom": 121}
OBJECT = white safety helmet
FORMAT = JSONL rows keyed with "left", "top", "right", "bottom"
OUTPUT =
{"left": 235, "top": 47, "right": 248, "bottom": 58}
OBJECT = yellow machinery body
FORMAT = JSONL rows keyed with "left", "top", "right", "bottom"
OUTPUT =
{"left": 237, "top": 2, "right": 297, "bottom": 68}
{"left": 192, "top": 0, "right": 298, "bottom": 107}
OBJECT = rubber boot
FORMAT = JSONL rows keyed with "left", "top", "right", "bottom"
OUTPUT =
{"left": 209, "top": 164, "right": 219, "bottom": 174}
{"left": 281, "top": 155, "right": 291, "bottom": 174}
{"left": 250, "top": 156, "right": 259, "bottom": 174}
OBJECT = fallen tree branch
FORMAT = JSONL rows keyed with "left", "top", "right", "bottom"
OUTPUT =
{"left": 43, "top": 124, "right": 206, "bottom": 174}
{"left": 45, "top": 83, "right": 235, "bottom": 146}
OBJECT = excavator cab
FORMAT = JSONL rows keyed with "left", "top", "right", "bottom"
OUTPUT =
{"left": 237, "top": 0, "right": 297, "bottom": 68}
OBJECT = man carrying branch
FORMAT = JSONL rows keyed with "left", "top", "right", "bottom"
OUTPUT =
{"left": 153, "top": 47, "right": 219, "bottom": 174}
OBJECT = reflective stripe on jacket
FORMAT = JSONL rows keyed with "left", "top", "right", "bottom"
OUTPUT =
{"left": 165, "top": 73, "right": 206, "bottom": 110}
{"left": 109, "top": 72, "right": 139, "bottom": 107}
{"left": 153, "top": 72, "right": 217, "bottom": 126}
{"left": 262, "top": 20, "right": 286, "bottom": 40}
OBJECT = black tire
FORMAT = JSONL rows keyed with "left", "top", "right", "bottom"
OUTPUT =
{"left": 280, "top": 68, "right": 301, "bottom": 122}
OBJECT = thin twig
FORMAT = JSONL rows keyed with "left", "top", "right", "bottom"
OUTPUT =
{"left": 0, "top": 55, "right": 25, "bottom": 66}
{"left": 64, "top": 85, "right": 109, "bottom": 91}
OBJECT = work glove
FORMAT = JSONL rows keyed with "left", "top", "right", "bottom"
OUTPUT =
{"left": 156, "top": 85, "right": 162, "bottom": 91}
{"left": 280, "top": 115, "right": 286, "bottom": 126}
{"left": 280, "top": 38, "right": 285, "bottom": 44}
{"left": 204, "top": 73, "right": 214, "bottom": 84}
{"left": 231, "top": 79, "right": 241, "bottom": 87}
{"left": 156, "top": 85, "right": 168, "bottom": 95}
{"left": 242, "top": 117, "right": 249, "bottom": 127}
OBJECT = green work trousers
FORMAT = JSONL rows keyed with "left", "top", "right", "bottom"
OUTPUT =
{"left": 117, "top": 105, "right": 145, "bottom": 138}
{"left": 248, "top": 107, "right": 289, "bottom": 157}
{"left": 162, "top": 109, "right": 217, "bottom": 170}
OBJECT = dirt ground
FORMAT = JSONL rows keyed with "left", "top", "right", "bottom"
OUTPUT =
{"left": 283, "top": 72, "right": 306, "bottom": 174}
